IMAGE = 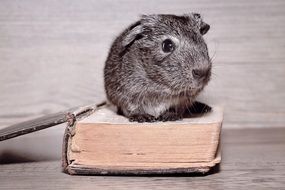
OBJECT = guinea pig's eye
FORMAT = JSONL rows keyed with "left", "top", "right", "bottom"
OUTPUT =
{"left": 162, "top": 39, "right": 175, "bottom": 53}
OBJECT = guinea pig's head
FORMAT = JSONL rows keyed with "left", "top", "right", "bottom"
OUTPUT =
{"left": 121, "top": 13, "right": 212, "bottom": 96}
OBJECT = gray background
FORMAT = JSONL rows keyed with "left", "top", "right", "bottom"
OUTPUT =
{"left": 0, "top": 0, "right": 284, "bottom": 161}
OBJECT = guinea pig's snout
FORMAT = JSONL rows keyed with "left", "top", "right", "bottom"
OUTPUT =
{"left": 192, "top": 68, "right": 210, "bottom": 80}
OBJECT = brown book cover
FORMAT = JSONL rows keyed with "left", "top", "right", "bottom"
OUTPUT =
{"left": 62, "top": 105, "right": 223, "bottom": 175}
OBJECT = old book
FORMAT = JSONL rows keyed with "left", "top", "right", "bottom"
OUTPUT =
{"left": 62, "top": 105, "right": 223, "bottom": 175}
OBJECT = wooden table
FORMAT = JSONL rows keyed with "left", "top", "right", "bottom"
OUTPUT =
{"left": 0, "top": 0, "right": 284, "bottom": 189}
{"left": 1, "top": 128, "right": 284, "bottom": 190}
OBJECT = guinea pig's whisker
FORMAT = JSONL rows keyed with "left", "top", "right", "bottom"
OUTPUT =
{"left": 210, "top": 52, "right": 216, "bottom": 63}
{"left": 211, "top": 72, "right": 218, "bottom": 78}
{"left": 210, "top": 42, "right": 218, "bottom": 62}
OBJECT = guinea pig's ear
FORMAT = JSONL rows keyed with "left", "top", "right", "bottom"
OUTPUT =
{"left": 192, "top": 13, "right": 210, "bottom": 35}
{"left": 122, "top": 21, "right": 144, "bottom": 48}
{"left": 121, "top": 15, "right": 157, "bottom": 52}
{"left": 140, "top": 14, "right": 159, "bottom": 27}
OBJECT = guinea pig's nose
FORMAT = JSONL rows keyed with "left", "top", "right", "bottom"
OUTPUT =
{"left": 192, "top": 68, "right": 209, "bottom": 79}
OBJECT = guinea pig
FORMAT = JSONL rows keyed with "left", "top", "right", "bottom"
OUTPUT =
{"left": 104, "top": 13, "right": 212, "bottom": 122}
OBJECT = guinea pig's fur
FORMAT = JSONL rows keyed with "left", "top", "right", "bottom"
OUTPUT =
{"left": 104, "top": 13, "right": 212, "bottom": 122}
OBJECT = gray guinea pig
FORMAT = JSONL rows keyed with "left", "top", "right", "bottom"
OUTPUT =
{"left": 104, "top": 13, "right": 212, "bottom": 122}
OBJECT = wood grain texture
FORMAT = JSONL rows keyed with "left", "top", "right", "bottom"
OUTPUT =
{"left": 0, "top": 0, "right": 284, "bottom": 128}
{"left": 0, "top": 0, "right": 284, "bottom": 160}
{"left": 1, "top": 128, "right": 285, "bottom": 190}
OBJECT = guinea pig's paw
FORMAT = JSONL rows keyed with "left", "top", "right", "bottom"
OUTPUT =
{"left": 129, "top": 114, "right": 157, "bottom": 123}
{"left": 158, "top": 112, "right": 183, "bottom": 122}
{"left": 189, "top": 101, "right": 212, "bottom": 114}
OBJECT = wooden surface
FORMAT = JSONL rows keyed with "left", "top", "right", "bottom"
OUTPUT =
{"left": 0, "top": 0, "right": 285, "bottom": 168}
{"left": 1, "top": 128, "right": 285, "bottom": 190}
{"left": 0, "top": 0, "right": 284, "bottom": 129}
{"left": 0, "top": 1, "right": 284, "bottom": 188}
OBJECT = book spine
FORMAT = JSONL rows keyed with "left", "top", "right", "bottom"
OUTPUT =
{"left": 62, "top": 104, "right": 100, "bottom": 174}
